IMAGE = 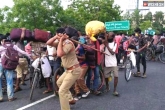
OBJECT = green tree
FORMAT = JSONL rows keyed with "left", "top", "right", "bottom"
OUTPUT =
{"left": 0, "top": 0, "right": 64, "bottom": 34}
{"left": 144, "top": 12, "right": 152, "bottom": 21}
{"left": 139, "top": 20, "right": 152, "bottom": 32}
{"left": 122, "top": 11, "right": 133, "bottom": 34}
{"left": 152, "top": 11, "right": 165, "bottom": 34}
{"left": 131, "top": 9, "right": 140, "bottom": 28}
{"left": 62, "top": 0, "right": 122, "bottom": 32}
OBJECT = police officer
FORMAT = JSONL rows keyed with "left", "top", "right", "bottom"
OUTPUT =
{"left": 47, "top": 27, "right": 81, "bottom": 110}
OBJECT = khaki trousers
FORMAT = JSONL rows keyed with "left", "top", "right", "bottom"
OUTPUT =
{"left": 74, "top": 66, "right": 89, "bottom": 94}
{"left": 57, "top": 67, "right": 81, "bottom": 110}
{"left": 15, "top": 58, "right": 28, "bottom": 78}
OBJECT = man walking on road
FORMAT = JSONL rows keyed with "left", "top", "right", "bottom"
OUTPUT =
{"left": 134, "top": 28, "right": 148, "bottom": 78}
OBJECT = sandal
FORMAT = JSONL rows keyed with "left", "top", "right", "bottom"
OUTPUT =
{"left": 113, "top": 91, "right": 120, "bottom": 97}
{"left": 21, "top": 82, "right": 27, "bottom": 86}
{"left": 8, "top": 97, "right": 17, "bottom": 102}
{"left": 43, "top": 90, "right": 53, "bottom": 94}
{"left": 14, "top": 87, "right": 22, "bottom": 93}
{"left": 104, "top": 87, "right": 110, "bottom": 93}
{"left": 0, "top": 99, "right": 3, "bottom": 102}
{"left": 134, "top": 72, "right": 141, "bottom": 77}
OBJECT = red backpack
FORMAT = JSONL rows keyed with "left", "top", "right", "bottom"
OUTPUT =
{"left": 1, "top": 42, "right": 19, "bottom": 70}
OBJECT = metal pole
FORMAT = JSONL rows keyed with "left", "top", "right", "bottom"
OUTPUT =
{"left": 137, "top": 0, "right": 139, "bottom": 9}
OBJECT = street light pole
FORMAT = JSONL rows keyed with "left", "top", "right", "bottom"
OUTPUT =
{"left": 137, "top": 0, "right": 139, "bottom": 9}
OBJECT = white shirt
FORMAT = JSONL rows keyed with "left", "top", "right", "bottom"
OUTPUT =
{"left": 0, "top": 44, "right": 30, "bottom": 62}
{"left": 104, "top": 42, "right": 117, "bottom": 67}
{"left": 47, "top": 45, "right": 56, "bottom": 61}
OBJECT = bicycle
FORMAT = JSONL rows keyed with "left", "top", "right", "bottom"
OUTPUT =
{"left": 53, "top": 66, "right": 65, "bottom": 96}
{"left": 158, "top": 45, "right": 165, "bottom": 63}
{"left": 158, "top": 38, "right": 165, "bottom": 63}
{"left": 29, "top": 51, "right": 43, "bottom": 101}
{"left": 146, "top": 38, "right": 165, "bottom": 61}
{"left": 125, "top": 49, "right": 136, "bottom": 82}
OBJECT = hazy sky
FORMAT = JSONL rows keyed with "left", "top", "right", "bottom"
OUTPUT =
{"left": 0, "top": 0, "right": 164, "bottom": 15}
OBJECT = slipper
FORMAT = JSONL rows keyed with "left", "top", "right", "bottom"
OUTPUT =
{"left": 104, "top": 88, "right": 110, "bottom": 93}
{"left": 21, "top": 82, "right": 27, "bottom": 86}
{"left": 14, "top": 87, "right": 22, "bottom": 93}
{"left": 113, "top": 91, "right": 120, "bottom": 97}
{"left": 8, "top": 97, "right": 17, "bottom": 102}
{"left": 0, "top": 99, "right": 3, "bottom": 102}
{"left": 43, "top": 90, "right": 53, "bottom": 94}
{"left": 134, "top": 74, "right": 141, "bottom": 77}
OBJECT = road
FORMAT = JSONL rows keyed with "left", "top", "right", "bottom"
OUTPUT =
{"left": 0, "top": 61, "right": 165, "bottom": 110}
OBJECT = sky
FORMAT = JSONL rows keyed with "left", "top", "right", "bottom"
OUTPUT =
{"left": 0, "top": 0, "right": 164, "bottom": 15}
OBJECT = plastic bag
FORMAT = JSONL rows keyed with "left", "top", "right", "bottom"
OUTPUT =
{"left": 85, "top": 21, "right": 105, "bottom": 41}
{"left": 32, "top": 58, "right": 40, "bottom": 69}
{"left": 41, "top": 57, "right": 52, "bottom": 78}
{"left": 130, "top": 52, "right": 136, "bottom": 67}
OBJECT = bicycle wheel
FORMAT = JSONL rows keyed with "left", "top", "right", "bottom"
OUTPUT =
{"left": 159, "top": 52, "right": 165, "bottom": 63}
{"left": 53, "top": 67, "right": 64, "bottom": 96}
{"left": 146, "top": 48, "right": 152, "bottom": 61}
{"left": 125, "top": 60, "right": 132, "bottom": 82}
{"left": 29, "top": 71, "right": 39, "bottom": 101}
{"left": 97, "top": 69, "right": 105, "bottom": 91}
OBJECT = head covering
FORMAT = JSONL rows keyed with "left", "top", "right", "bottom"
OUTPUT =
{"left": 85, "top": 21, "right": 105, "bottom": 41}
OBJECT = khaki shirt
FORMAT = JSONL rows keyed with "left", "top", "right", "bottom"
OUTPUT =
{"left": 61, "top": 40, "right": 79, "bottom": 69}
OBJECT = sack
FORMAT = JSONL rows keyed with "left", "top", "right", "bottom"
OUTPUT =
{"left": 34, "top": 29, "right": 49, "bottom": 43}
{"left": 10, "top": 28, "right": 33, "bottom": 40}
{"left": 41, "top": 57, "right": 52, "bottom": 78}
{"left": 1, "top": 43, "right": 19, "bottom": 70}
{"left": 85, "top": 21, "right": 105, "bottom": 41}
{"left": 10, "top": 28, "right": 22, "bottom": 40}
{"left": 25, "top": 29, "right": 33, "bottom": 40}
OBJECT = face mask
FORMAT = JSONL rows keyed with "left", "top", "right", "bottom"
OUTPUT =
{"left": 135, "top": 33, "right": 139, "bottom": 37}
{"left": 79, "top": 36, "right": 86, "bottom": 44}
{"left": 97, "top": 39, "right": 102, "bottom": 44}
{"left": 108, "top": 38, "right": 113, "bottom": 43}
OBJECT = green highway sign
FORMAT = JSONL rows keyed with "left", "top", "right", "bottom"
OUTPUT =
{"left": 105, "top": 21, "right": 130, "bottom": 31}
{"left": 145, "top": 29, "right": 155, "bottom": 35}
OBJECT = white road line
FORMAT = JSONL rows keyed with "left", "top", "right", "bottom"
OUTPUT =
{"left": 16, "top": 94, "right": 55, "bottom": 110}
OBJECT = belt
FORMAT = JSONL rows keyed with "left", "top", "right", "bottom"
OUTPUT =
{"left": 67, "top": 64, "right": 80, "bottom": 70}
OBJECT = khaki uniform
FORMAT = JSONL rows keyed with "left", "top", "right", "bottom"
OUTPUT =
{"left": 16, "top": 58, "right": 28, "bottom": 78}
{"left": 57, "top": 40, "right": 81, "bottom": 110}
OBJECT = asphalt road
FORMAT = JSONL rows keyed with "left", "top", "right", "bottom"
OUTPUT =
{"left": 0, "top": 61, "right": 165, "bottom": 110}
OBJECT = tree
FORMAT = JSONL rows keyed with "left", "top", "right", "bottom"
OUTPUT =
{"left": 144, "top": 12, "right": 152, "bottom": 21}
{"left": 152, "top": 11, "right": 165, "bottom": 34}
{"left": 131, "top": 9, "right": 140, "bottom": 28}
{"left": 0, "top": 0, "right": 64, "bottom": 34}
{"left": 122, "top": 11, "right": 134, "bottom": 34}
{"left": 62, "top": 0, "right": 122, "bottom": 32}
{"left": 140, "top": 20, "right": 152, "bottom": 32}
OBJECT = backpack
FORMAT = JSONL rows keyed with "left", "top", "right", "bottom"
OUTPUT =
{"left": 1, "top": 42, "right": 19, "bottom": 70}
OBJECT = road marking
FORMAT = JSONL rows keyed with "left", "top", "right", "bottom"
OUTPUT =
{"left": 16, "top": 94, "right": 55, "bottom": 110}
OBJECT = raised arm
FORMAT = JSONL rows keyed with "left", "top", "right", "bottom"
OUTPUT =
{"left": 46, "top": 35, "right": 59, "bottom": 47}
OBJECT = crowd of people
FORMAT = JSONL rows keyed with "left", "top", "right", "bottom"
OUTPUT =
{"left": 0, "top": 26, "right": 164, "bottom": 110}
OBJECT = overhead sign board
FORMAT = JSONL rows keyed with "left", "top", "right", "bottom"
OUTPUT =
{"left": 105, "top": 21, "right": 130, "bottom": 31}
{"left": 143, "top": 0, "right": 164, "bottom": 7}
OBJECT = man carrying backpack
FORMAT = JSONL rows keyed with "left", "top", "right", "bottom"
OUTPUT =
{"left": 0, "top": 39, "right": 30, "bottom": 102}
